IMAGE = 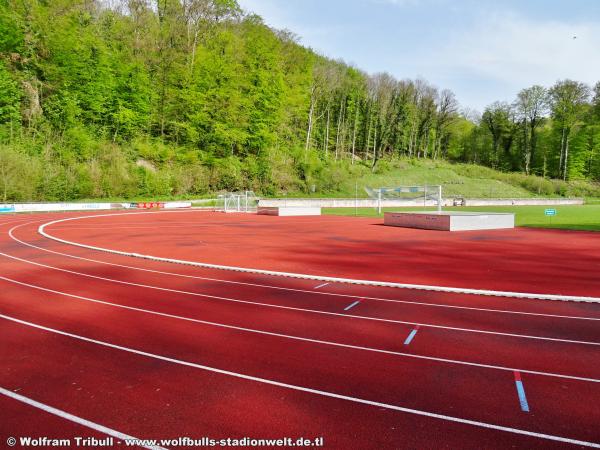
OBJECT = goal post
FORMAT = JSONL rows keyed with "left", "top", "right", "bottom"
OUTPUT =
{"left": 216, "top": 191, "right": 259, "bottom": 213}
{"left": 365, "top": 185, "right": 443, "bottom": 214}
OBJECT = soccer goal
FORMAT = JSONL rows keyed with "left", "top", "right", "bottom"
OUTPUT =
{"left": 365, "top": 185, "right": 443, "bottom": 214}
{"left": 216, "top": 191, "right": 259, "bottom": 213}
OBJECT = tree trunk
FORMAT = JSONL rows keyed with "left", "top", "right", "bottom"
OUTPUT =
{"left": 335, "top": 97, "right": 345, "bottom": 160}
{"left": 422, "top": 125, "right": 430, "bottom": 158}
{"left": 351, "top": 104, "right": 358, "bottom": 164}
{"left": 371, "top": 126, "right": 378, "bottom": 172}
{"left": 559, "top": 126, "right": 566, "bottom": 178}
{"left": 408, "top": 120, "right": 416, "bottom": 157}
{"left": 563, "top": 133, "right": 570, "bottom": 181}
{"left": 523, "top": 119, "right": 530, "bottom": 175}
{"left": 543, "top": 152, "right": 547, "bottom": 178}
{"left": 588, "top": 134, "right": 596, "bottom": 176}
{"left": 433, "top": 133, "right": 441, "bottom": 160}
{"left": 529, "top": 119, "right": 537, "bottom": 170}
{"left": 433, "top": 124, "right": 441, "bottom": 160}
{"left": 492, "top": 139, "right": 500, "bottom": 169}
{"left": 324, "top": 108, "right": 330, "bottom": 158}
{"left": 365, "top": 111, "right": 372, "bottom": 160}
{"left": 304, "top": 95, "right": 315, "bottom": 154}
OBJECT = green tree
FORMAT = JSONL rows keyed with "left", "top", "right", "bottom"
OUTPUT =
{"left": 514, "top": 85, "right": 548, "bottom": 175}
{"left": 0, "top": 61, "right": 21, "bottom": 140}
{"left": 549, "top": 80, "right": 591, "bottom": 180}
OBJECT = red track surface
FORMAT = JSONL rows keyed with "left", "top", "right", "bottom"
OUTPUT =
{"left": 44, "top": 211, "right": 600, "bottom": 297}
{"left": 1, "top": 210, "right": 599, "bottom": 449}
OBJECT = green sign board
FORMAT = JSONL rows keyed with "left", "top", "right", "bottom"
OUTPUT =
{"left": 544, "top": 208, "right": 557, "bottom": 216}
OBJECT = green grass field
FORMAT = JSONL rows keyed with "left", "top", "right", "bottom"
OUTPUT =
{"left": 324, "top": 205, "right": 600, "bottom": 231}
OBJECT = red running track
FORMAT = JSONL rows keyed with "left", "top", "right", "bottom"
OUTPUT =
{"left": 0, "top": 210, "right": 599, "bottom": 449}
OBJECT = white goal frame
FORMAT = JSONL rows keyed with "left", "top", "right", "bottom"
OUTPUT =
{"left": 365, "top": 185, "right": 443, "bottom": 214}
{"left": 216, "top": 191, "right": 259, "bottom": 213}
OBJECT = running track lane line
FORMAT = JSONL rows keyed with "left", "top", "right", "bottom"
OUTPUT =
{"left": 37, "top": 212, "right": 600, "bottom": 303}
{"left": 314, "top": 282, "right": 330, "bottom": 289}
{"left": 514, "top": 371, "right": 531, "bottom": 413}
{"left": 1, "top": 275, "right": 597, "bottom": 383}
{"left": 1, "top": 248, "right": 598, "bottom": 347}
{"left": 9, "top": 222, "right": 600, "bottom": 323}
{"left": 1, "top": 314, "right": 598, "bottom": 449}
{"left": 404, "top": 326, "right": 420, "bottom": 346}
{"left": 344, "top": 300, "right": 360, "bottom": 311}
{"left": 0, "top": 387, "right": 164, "bottom": 450}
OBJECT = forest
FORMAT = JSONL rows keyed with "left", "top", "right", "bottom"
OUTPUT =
{"left": 0, "top": 0, "right": 599, "bottom": 201}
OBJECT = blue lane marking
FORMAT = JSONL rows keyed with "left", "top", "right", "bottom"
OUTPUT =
{"left": 515, "top": 380, "right": 530, "bottom": 412}
{"left": 404, "top": 328, "right": 419, "bottom": 345}
{"left": 344, "top": 300, "right": 360, "bottom": 311}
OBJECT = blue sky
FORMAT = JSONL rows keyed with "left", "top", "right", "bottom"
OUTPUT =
{"left": 237, "top": 0, "right": 600, "bottom": 112}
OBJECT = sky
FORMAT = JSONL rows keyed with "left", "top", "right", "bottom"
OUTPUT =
{"left": 236, "top": 0, "right": 600, "bottom": 112}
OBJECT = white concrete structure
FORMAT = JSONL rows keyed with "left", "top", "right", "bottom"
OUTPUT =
{"left": 258, "top": 197, "right": 583, "bottom": 208}
{"left": 0, "top": 201, "right": 191, "bottom": 214}
{"left": 163, "top": 201, "right": 192, "bottom": 209}
{"left": 257, "top": 206, "right": 321, "bottom": 216}
{"left": 384, "top": 211, "right": 515, "bottom": 231}
{"left": 0, "top": 202, "right": 114, "bottom": 213}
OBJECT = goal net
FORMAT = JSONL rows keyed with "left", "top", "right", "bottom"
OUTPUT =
{"left": 365, "top": 185, "right": 443, "bottom": 214}
{"left": 215, "top": 191, "right": 259, "bottom": 213}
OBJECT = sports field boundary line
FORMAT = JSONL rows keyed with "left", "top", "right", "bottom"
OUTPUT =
{"left": 2, "top": 274, "right": 597, "bottom": 383}
{"left": 0, "top": 387, "right": 164, "bottom": 450}
{"left": 9, "top": 222, "right": 600, "bottom": 322}
{"left": 38, "top": 212, "right": 600, "bottom": 303}
{"left": 1, "top": 313, "right": 599, "bottom": 449}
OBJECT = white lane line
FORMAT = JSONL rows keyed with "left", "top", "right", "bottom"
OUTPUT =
{"left": 37, "top": 211, "right": 600, "bottom": 303}
{"left": 314, "top": 282, "right": 330, "bottom": 290}
{"left": 1, "top": 313, "right": 598, "bottom": 449}
{"left": 48, "top": 223, "right": 218, "bottom": 230}
{"left": 1, "top": 247, "right": 599, "bottom": 347}
{"left": 9, "top": 222, "right": 600, "bottom": 323}
{"left": 0, "top": 387, "right": 164, "bottom": 450}
{"left": 1, "top": 275, "right": 597, "bottom": 383}
{"left": 344, "top": 300, "right": 360, "bottom": 311}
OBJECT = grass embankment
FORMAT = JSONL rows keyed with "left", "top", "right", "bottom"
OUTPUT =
{"left": 32, "top": 159, "right": 544, "bottom": 202}
{"left": 324, "top": 205, "right": 600, "bottom": 231}
{"left": 287, "top": 158, "right": 600, "bottom": 199}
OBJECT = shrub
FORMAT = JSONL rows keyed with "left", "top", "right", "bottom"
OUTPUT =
{"left": 0, "top": 145, "right": 40, "bottom": 201}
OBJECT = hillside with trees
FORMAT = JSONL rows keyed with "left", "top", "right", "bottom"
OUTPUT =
{"left": 0, "top": 0, "right": 599, "bottom": 202}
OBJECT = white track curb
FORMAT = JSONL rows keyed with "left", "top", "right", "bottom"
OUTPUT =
{"left": 38, "top": 211, "right": 600, "bottom": 303}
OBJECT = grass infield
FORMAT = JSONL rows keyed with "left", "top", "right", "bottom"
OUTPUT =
{"left": 324, "top": 205, "right": 600, "bottom": 231}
